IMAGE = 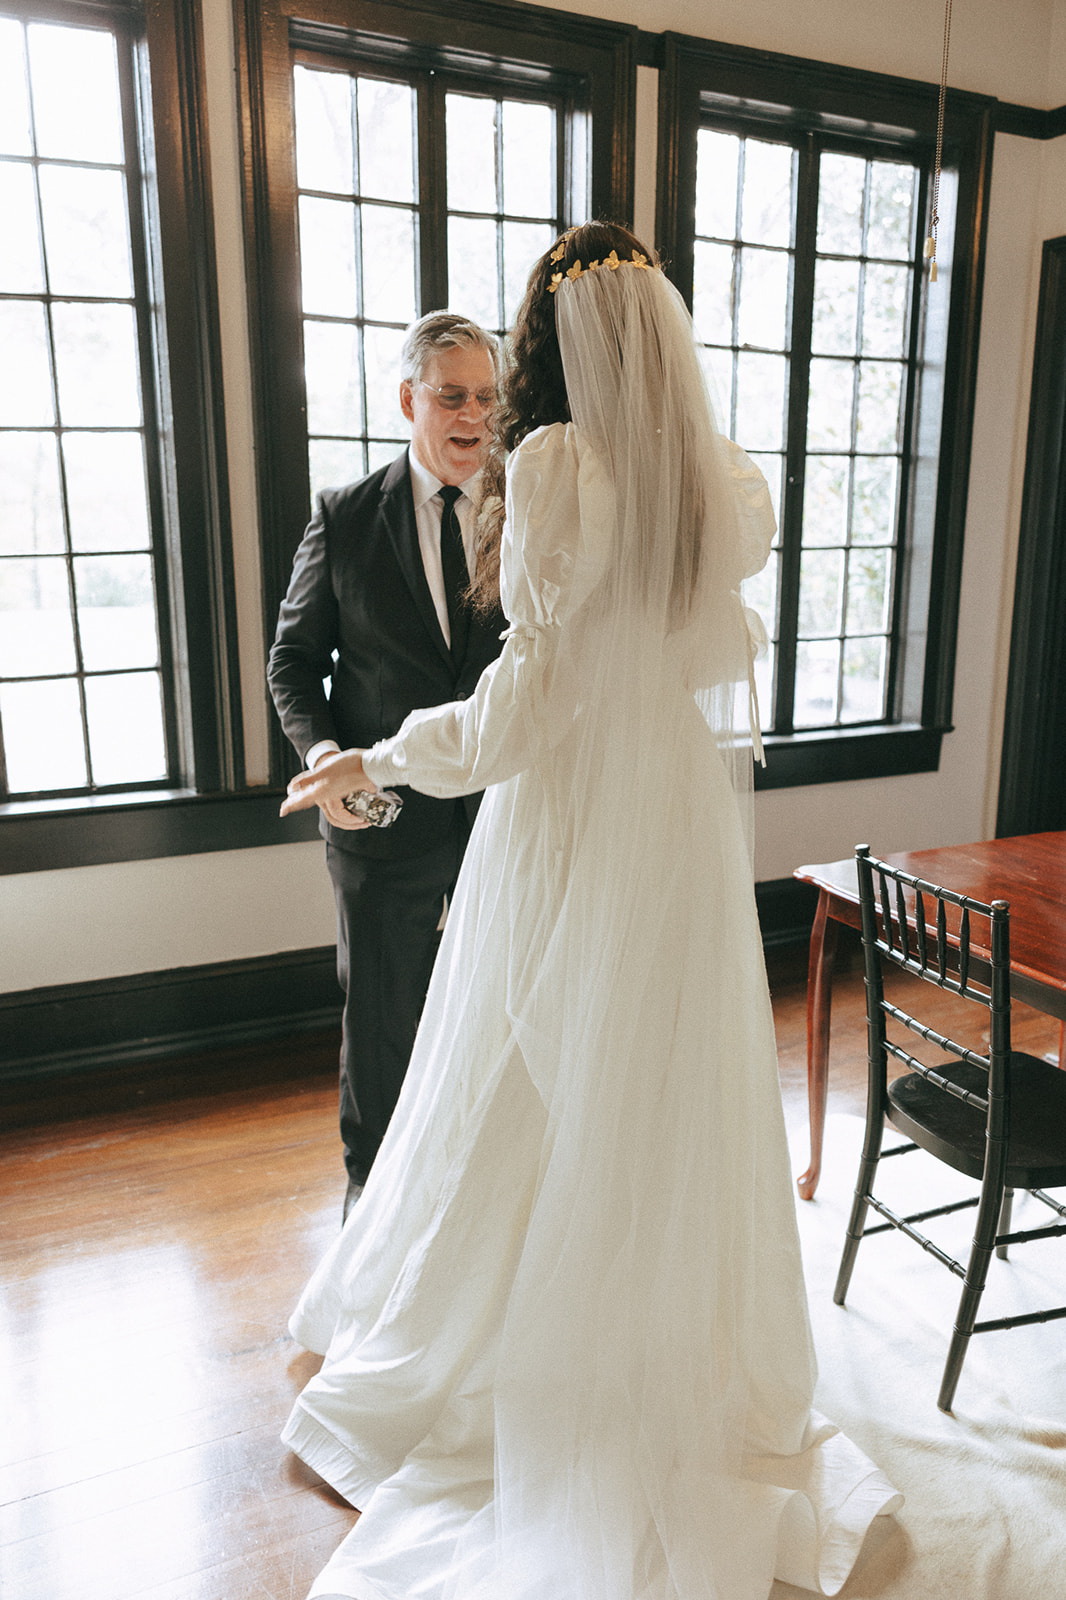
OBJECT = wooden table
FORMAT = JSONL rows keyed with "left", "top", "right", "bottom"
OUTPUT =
{"left": 793, "top": 832, "right": 1066, "bottom": 1200}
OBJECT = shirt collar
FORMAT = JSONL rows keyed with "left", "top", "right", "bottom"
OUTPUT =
{"left": 408, "top": 449, "right": 482, "bottom": 512}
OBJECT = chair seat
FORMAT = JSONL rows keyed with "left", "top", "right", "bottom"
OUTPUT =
{"left": 888, "top": 1052, "right": 1066, "bottom": 1188}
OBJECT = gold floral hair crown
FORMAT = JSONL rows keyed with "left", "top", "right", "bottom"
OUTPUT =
{"left": 547, "top": 246, "right": 656, "bottom": 294}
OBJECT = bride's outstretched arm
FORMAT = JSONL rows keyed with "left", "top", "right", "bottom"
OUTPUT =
{"left": 282, "top": 429, "right": 607, "bottom": 812}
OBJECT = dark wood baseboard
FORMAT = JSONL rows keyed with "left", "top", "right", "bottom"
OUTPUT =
{"left": 0, "top": 946, "right": 342, "bottom": 1087}
{"left": 1, "top": 881, "right": 812, "bottom": 1088}
{"left": 756, "top": 876, "right": 818, "bottom": 950}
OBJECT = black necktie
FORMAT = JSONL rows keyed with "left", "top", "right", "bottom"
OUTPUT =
{"left": 438, "top": 485, "right": 469, "bottom": 664}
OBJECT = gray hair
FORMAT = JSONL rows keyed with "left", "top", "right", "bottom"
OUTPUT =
{"left": 399, "top": 311, "right": 500, "bottom": 386}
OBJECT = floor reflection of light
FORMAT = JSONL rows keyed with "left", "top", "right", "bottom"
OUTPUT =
{"left": 0, "top": 1092, "right": 343, "bottom": 1599}
{"left": 3, "top": 1243, "right": 215, "bottom": 1596}
{"left": 17, "top": 1244, "right": 204, "bottom": 1442}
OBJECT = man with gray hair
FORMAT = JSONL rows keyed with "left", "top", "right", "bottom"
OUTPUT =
{"left": 269, "top": 312, "right": 506, "bottom": 1218}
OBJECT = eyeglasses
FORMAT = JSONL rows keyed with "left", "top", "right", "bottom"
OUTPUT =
{"left": 418, "top": 381, "right": 498, "bottom": 414}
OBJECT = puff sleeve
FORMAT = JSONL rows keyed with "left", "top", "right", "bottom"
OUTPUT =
{"left": 362, "top": 424, "right": 611, "bottom": 799}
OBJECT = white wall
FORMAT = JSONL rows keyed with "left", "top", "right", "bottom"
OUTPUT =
{"left": 3, "top": 0, "right": 1062, "bottom": 991}
{"left": 1049, "top": 0, "right": 1066, "bottom": 102}
{"left": 0, "top": 843, "right": 336, "bottom": 993}
{"left": 535, "top": 0, "right": 1060, "bottom": 107}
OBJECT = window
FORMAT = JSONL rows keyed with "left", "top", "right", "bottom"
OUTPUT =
{"left": 236, "top": 0, "right": 636, "bottom": 783}
{"left": 693, "top": 131, "right": 921, "bottom": 736}
{"left": 293, "top": 61, "right": 564, "bottom": 502}
{"left": 657, "top": 37, "right": 994, "bottom": 788}
{"left": 0, "top": 12, "right": 169, "bottom": 799}
{"left": 444, "top": 92, "right": 562, "bottom": 333}
{"left": 0, "top": 0, "right": 258, "bottom": 876}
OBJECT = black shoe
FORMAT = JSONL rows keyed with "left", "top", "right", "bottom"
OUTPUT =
{"left": 342, "top": 1177, "right": 364, "bottom": 1224}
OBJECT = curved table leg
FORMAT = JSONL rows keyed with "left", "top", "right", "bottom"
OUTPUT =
{"left": 796, "top": 889, "right": 839, "bottom": 1201}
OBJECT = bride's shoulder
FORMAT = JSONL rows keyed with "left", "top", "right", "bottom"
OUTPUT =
{"left": 510, "top": 423, "right": 603, "bottom": 490}
{"left": 511, "top": 421, "right": 578, "bottom": 461}
{"left": 506, "top": 424, "right": 583, "bottom": 506}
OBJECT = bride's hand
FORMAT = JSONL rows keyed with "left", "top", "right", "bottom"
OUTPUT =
{"left": 280, "top": 748, "right": 373, "bottom": 828}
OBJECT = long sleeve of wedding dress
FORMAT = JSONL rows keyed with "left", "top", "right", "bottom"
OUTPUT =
{"left": 362, "top": 423, "right": 613, "bottom": 798}
{"left": 284, "top": 421, "right": 901, "bottom": 1600}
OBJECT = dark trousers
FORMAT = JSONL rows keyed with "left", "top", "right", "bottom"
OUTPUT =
{"left": 326, "top": 816, "right": 468, "bottom": 1185}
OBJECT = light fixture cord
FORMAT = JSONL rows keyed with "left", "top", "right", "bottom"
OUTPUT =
{"left": 926, "top": 0, "right": 954, "bottom": 283}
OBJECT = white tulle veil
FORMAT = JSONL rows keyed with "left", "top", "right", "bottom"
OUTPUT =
{"left": 432, "top": 248, "right": 799, "bottom": 1600}
{"left": 549, "top": 250, "right": 771, "bottom": 863}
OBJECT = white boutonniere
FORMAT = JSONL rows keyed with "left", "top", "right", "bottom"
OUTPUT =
{"left": 477, "top": 493, "right": 504, "bottom": 529}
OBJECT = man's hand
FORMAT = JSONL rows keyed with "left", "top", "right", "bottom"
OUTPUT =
{"left": 280, "top": 748, "right": 374, "bottom": 828}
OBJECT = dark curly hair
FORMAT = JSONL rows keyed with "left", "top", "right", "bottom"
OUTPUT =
{"left": 468, "top": 221, "right": 658, "bottom": 613}
{"left": 499, "top": 221, "right": 659, "bottom": 450}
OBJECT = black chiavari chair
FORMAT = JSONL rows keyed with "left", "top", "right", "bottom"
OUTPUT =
{"left": 834, "top": 844, "right": 1066, "bottom": 1411}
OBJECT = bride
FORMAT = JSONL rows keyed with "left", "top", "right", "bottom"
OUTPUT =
{"left": 279, "top": 221, "right": 901, "bottom": 1600}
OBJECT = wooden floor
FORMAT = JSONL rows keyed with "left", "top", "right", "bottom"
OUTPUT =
{"left": 1, "top": 938, "right": 1059, "bottom": 1600}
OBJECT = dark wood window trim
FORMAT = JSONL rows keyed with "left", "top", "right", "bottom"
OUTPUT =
{"left": 992, "top": 100, "right": 1066, "bottom": 140}
{"left": 635, "top": 28, "right": 1064, "bottom": 142}
{"left": 655, "top": 34, "right": 995, "bottom": 790}
{"left": 7, "top": 13, "right": 1059, "bottom": 873}
{"left": 233, "top": 0, "right": 638, "bottom": 784}
{"left": 0, "top": 785, "right": 320, "bottom": 875}
{"left": 0, "top": 0, "right": 244, "bottom": 870}
{"left": 996, "top": 234, "right": 1066, "bottom": 838}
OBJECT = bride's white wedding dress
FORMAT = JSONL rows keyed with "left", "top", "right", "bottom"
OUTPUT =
{"left": 283, "top": 267, "right": 900, "bottom": 1600}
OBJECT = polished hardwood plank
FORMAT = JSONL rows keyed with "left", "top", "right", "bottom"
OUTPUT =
{"left": 1, "top": 1045, "right": 355, "bottom": 1600}
{"left": 0, "top": 958, "right": 1058, "bottom": 1599}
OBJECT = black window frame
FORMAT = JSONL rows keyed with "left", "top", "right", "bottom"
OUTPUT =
{"left": 655, "top": 33, "right": 995, "bottom": 790}
{"left": 233, "top": 0, "right": 638, "bottom": 786}
{"left": 0, "top": 0, "right": 259, "bottom": 875}
{"left": 292, "top": 48, "right": 571, "bottom": 494}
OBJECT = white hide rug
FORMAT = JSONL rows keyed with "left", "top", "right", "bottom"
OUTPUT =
{"left": 774, "top": 1114, "right": 1066, "bottom": 1600}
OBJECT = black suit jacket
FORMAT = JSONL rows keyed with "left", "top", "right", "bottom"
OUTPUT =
{"left": 268, "top": 450, "right": 507, "bottom": 859}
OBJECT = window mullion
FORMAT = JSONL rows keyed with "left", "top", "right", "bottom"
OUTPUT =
{"left": 556, "top": 95, "right": 570, "bottom": 230}
{"left": 493, "top": 98, "right": 505, "bottom": 332}
{"left": 418, "top": 71, "right": 448, "bottom": 312}
{"left": 121, "top": 21, "right": 181, "bottom": 787}
{"left": 888, "top": 163, "right": 930, "bottom": 723}
{"left": 774, "top": 133, "right": 819, "bottom": 736}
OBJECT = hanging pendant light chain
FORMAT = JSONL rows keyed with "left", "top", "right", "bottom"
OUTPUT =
{"left": 926, "top": 0, "right": 954, "bottom": 283}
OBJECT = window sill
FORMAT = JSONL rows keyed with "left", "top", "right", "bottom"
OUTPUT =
{"left": 1, "top": 724, "right": 947, "bottom": 873}
{"left": 0, "top": 788, "right": 321, "bottom": 876}
{"left": 754, "top": 723, "right": 948, "bottom": 791}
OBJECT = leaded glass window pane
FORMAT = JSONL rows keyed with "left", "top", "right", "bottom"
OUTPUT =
{"left": 294, "top": 64, "right": 353, "bottom": 194}
{"left": 0, "top": 17, "right": 167, "bottom": 798}
{"left": 294, "top": 66, "right": 419, "bottom": 489}
{"left": 448, "top": 213, "right": 499, "bottom": 330}
{"left": 293, "top": 62, "right": 562, "bottom": 505}
{"left": 84, "top": 670, "right": 166, "bottom": 783}
{"left": 0, "top": 160, "right": 44, "bottom": 290}
{"left": 0, "top": 433, "right": 64, "bottom": 554}
{"left": 1, "top": 677, "right": 87, "bottom": 790}
{"left": 445, "top": 89, "right": 558, "bottom": 335}
{"left": 696, "top": 123, "right": 919, "bottom": 736}
{"left": 693, "top": 129, "right": 794, "bottom": 725}
{"left": 358, "top": 79, "right": 416, "bottom": 203}
{"left": 794, "top": 152, "right": 917, "bottom": 733}
{"left": 38, "top": 165, "right": 132, "bottom": 297}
